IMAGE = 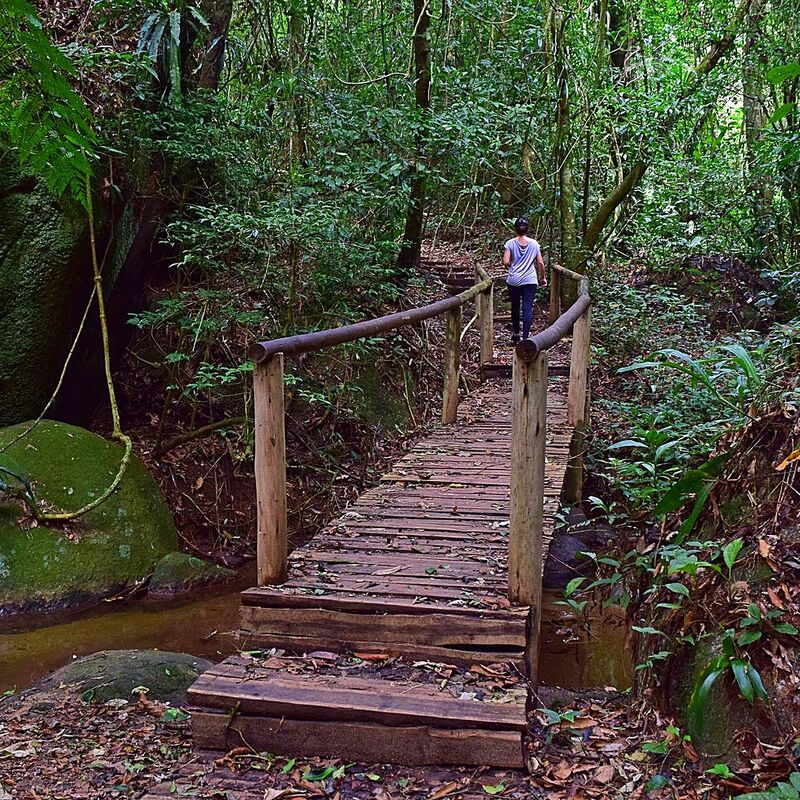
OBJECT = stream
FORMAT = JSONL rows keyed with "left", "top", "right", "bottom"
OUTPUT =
{"left": 0, "top": 575, "right": 631, "bottom": 694}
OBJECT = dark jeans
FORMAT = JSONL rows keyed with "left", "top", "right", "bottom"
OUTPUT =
{"left": 507, "top": 283, "right": 538, "bottom": 339}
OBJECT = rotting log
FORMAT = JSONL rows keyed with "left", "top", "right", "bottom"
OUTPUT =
{"left": 442, "top": 306, "right": 462, "bottom": 424}
{"left": 254, "top": 354, "right": 287, "bottom": 585}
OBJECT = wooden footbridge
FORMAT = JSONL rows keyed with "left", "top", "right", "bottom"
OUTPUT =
{"left": 188, "top": 264, "right": 592, "bottom": 769}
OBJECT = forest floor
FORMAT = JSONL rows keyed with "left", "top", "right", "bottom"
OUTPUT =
{"left": 0, "top": 665, "right": 727, "bottom": 800}
{"left": 104, "top": 235, "right": 494, "bottom": 572}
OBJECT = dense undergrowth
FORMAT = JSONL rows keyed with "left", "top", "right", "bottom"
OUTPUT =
{"left": 566, "top": 258, "right": 800, "bottom": 789}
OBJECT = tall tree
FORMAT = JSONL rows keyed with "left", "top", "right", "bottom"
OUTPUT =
{"left": 396, "top": 0, "right": 432, "bottom": 273}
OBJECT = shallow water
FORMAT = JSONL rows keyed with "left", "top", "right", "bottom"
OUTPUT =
{"left": 0, "top": 577, "right": 632, "bottom": 694}
{"left": 538, "top": 590, "right": 633, "bottom": 691}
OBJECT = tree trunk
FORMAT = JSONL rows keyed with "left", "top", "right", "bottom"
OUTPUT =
{"left": 743, "top": 0, "right": 770, "bottom": 259}
{"left": 196, "top": 0, "right": 233, "bottom": 90}
{"left": 553, "top": 7, "right": 578, "bottom": 277}
{"left": 396, "top": 0, "right": 432, "bottom": 274}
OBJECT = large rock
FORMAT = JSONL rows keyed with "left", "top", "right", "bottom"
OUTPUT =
{"left": 0, "top": 420, "right": 178, "bottom": 619}
{"left": 146, "top": 552, "right": 235, "bottom": 602}
{"left": 0, "top": 156, "right": 160, "bottom": 428}
{"left": 48, "top": 650, "right": 212, "bottom": 705}
{"left": 0, "top": 159, "right": 90, "bottom": 426}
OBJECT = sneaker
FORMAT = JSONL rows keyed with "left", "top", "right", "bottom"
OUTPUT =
{"left": 510, "top": 333, "right": 520, "bottom": 346}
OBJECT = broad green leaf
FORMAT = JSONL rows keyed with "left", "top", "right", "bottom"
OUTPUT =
{"left": 706, "top": 763, "right": 734, "bottom": 778}
{"left": 748, "top": 666, "right": 769, "bottom": 702}
{"left": 281, "top": 758, "right": 296, "bottom": 774}
{"left": 565, "top": 577, "right": 585, "bottom": 597}
{"left": 766, "top": 63, "right": 800, "bottom": 84}
{"left": 737, "top": 630, "right": 762, "bottom": 646}
{"left": 689, "top": 666, "right": 725, "bottom": 734}
{"left": 722, "top": 538, "right": 744, "bottom": 572}
{"left": 665, "top": 582, "right": 690, "bottom": 597}
{"left": 774, "top": 623, "right": 799, "bottom": 635}
{"left": 482, "top": 782, "right": 506, "bottom": 795}
{"left": 644, "top": 774, "right": 670, "bottom": 791}
{"left": 608, "top": 439, "right": 648, "bottom": 450}
{"left": 731, "top": 659, "right": 755, "bottom": 703}
{"left": 632, "top": 626, "right": 663, "bottom": 636}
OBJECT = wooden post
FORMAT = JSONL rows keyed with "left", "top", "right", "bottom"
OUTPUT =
{"left": 548, "top": 268, "right": 561, "bottom": 324}
{"left": 475, "top": 267, "right": 494, "bottom": 367}
{"left": 567, "top": 304, "right": 591, "bottom": 427}
{"left": 478, "top": 284, "right": 494, "bottom": 367}
{"left": 508, "top": 344, "right": 548, "bottom": 683}
{"left": 254, "top": 354, "right": 288, "bottom": 585}
{"left": 442, "top": 306, "right": 462, "bottom": 424}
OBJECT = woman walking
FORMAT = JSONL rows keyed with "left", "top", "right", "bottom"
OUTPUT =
{"left": 503, "top": 217, "right": 547, "bottom": 344}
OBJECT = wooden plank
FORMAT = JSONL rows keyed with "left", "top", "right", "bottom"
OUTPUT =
{"left": 241, "top": 587, "right": 528, "bottom": 617}
{"left": 192, "top": 711, "right": 525, "bottom": 768}
{"left": 442, "top": 306, "right": 461, "bottom": 424}
{"left": 189, "top": 671, "right": 526, "bottom": 730}
{"left": 239, "top": 606, "right": 525, "bottom": 647}
{"left": 254, "top": 354, "right": 287, "bottom": 585}
{"left": 234, "top": 631, "right": 525, "bottom": 669}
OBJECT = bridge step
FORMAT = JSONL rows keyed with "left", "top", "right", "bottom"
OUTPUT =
{"left": 238, "top": 589, "right": 529, "bottom": 668}
{"left": 189, "top": 654, "right": 528, "bottom": 768}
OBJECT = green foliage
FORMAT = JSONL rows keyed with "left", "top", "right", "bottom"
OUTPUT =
{"left": 738, "top": 773, "right": 800, "bottom": 800}
{"left": 0, "top": 0, "right": 96, "bottom": 206}
{"left": 137, "top": 3, "right": 208, "bottom": 106}
{"left": 688, "top": 631, "right": 768, "bottom": 735}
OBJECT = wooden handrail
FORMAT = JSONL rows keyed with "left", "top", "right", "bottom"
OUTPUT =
{"left": 551, "top": 263, "right": 586, "bottom": 282}
{"left": 250, "top": 278, "right": 492, "bottom": 363}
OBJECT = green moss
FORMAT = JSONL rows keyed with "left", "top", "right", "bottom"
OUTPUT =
{"left": 0, "top": 157, "right": 91, "bottom": 426}
{"left": 48, "top": 649, "right": 212, "bottom": 705}
{"left": 719, "top": 494, "right": 755, "bottom": 529}
{"left": 148, "top": 552, "right": 234, "bottom": 598}
{"left": 672, "top": 635, "right": 776, "bottom": 759}
{"left": 0, "top": 420, "right": 178, "bottom": 610}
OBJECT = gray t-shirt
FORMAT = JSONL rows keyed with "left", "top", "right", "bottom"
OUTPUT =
{"left": 505, "top": 238, "right": 541, "bottom": 286}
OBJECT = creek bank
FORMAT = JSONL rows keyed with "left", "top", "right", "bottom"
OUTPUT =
{"left": 543, "top": 506, "right": 618, "bottom": 591}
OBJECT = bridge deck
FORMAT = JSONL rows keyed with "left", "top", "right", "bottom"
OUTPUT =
{"left": 234, "top": 373, "right": 571, "bottom": 666}
{"left": 188, "top": 306, "right": 579, "bottom": 768}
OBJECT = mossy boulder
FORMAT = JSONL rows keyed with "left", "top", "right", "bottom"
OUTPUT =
{"left": 667, "top": 635, "right": 782, "bottom": 760}
{"left": 48, "top": 649, "right": 212, "bottom": 705}
{"left": 0, "top": 420, "right": 178, "bottom": 617}
{"left": 0, "top": 158, "right": 92, "bottom": 426}
{"left": 0, "top": 156, "right": 148, "bottom": 428}
{"left": 146, "top": 552, "right": 235, "bottom": 601}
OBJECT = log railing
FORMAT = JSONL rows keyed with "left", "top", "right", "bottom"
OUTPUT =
{"left": 509, "top": 264, "right": 591, "bottom": 682}
{"left": 249, "top": 272, "right": 495, "bottom": 586}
